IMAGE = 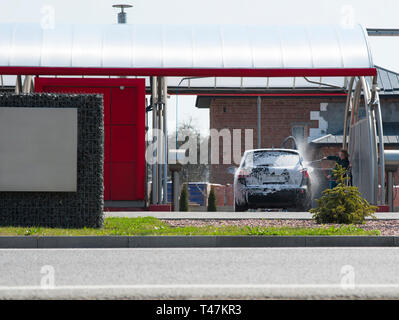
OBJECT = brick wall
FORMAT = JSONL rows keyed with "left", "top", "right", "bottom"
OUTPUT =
{"left": 206, "top": 184, "right": 234, "bottom": 207}
{"left": 211, "top": 185, "right": 226, "bottom": 207}
{"left": 209, "top": 96, "right": 346, "bottom": 185}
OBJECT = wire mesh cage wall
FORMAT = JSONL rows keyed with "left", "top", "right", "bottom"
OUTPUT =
{"left": 0, "top": 93, "right": 104, "bottom": 228}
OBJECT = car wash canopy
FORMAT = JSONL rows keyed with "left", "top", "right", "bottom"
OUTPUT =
{"left": 0, "top": 22, "right": 384, "bottom": 206}
{"left": 0, "top": 23, "right": 375, "bottom": 79}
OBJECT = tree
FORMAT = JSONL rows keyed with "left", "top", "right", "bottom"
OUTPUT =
{"left": 169, "top": 117, "right": 210, "bottom": 183}
{"left": 179, "top": 184, "right": 189, "bottom": 211}
{"left": 207, "top": 186, "right": 217, "bottom": 212}
{"left": 310, "top": 165, "right": 377, "bottom": 224}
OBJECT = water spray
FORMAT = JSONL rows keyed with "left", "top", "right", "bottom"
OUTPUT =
{"left": 281, "top": 136, "right": 298, "bottom": 150}
{"left": 306, "top": 159, "right": 324, "bottom": 164}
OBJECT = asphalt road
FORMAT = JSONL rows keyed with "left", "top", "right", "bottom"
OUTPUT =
{"left": 1, "top": 247, "right": 399, "bottom": 299}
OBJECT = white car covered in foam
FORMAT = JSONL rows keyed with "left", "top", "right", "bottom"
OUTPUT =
{"left": 233, "top": 149, "right": 312, "bottom": 212}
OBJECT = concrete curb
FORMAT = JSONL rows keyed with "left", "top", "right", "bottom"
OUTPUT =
{"left": 0, "top": 235, "right": 398, "bottom": 248}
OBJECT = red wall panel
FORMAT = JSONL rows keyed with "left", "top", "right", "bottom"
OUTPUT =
{"left": 104, "top": 124, "right": 110, "bottom": 163}
{"left": 110, "top": 126, "right": 137, "bottom": 162}
{"left": 35, "top": 78, "right": 146, "bottom": 203}
{"left": 110, "top": 162, "right": 136, "bottom": 200}
{"left": 103, "top": 162, "right": 110, "bottom": 200}
{"left": 111, "top": 87, "right": 138, "bottom": 125}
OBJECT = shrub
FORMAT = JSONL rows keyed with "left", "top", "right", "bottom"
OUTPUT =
{"left": 179, "top": 184, "right": 189, "bottom": 212}
{"left": 207, "top": 186, "right": 217, "bottom": 212}
{"left": 310, "top": 165, "right": 377, "bottom": 224}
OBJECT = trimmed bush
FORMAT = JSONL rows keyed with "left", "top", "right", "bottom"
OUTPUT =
{"left": 207, "top": 186, "right": 217, "bottom": 212}
{"left": 310, "top": 165, "right": 377, "bottom": 224}
{"left": 179, "top": 184, "right": 189, "bottom": 211}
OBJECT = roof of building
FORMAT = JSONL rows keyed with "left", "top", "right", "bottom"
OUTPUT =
{"left": 373, "top": 65, "right": 399, "bottom": 95}
{"left": 194, "top": 65, "right": 399, "bottom": 109}
{"left": 311, "top": 133, "right": 399, "bottom": 145}
{"left": 311, "top": 122, "right": 399, "bottom": 145}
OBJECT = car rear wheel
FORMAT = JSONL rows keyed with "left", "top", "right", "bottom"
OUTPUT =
{"left": 295, "top": 205, "right": 305, "bottom": 212}
{"left": 296, "top": 199, "right": 312, "bottom": 212}
{"left": 234, "top": 202, "right": 248, "bottom": 212}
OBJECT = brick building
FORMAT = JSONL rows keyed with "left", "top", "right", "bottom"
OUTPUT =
{"left": 196, "top": 66, "right": 399, "bottom": 186}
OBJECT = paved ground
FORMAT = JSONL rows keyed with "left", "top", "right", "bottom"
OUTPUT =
{"left": 105, "top": 211, "right": 399, "bottom": 220}
{"left": 2, "top": 247, "right": 399, "bottom": 299}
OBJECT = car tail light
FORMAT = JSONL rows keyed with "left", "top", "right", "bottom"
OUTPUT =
{"left": 301, "top": 169, "right": 310, "bottom": 179}
{"left": 237, "top": 169, "right": 250, "bottom": 179}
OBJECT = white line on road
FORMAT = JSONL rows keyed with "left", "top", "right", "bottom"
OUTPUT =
{"left": 1, "top": 284, "right": 399, "bottom": 291}
{"left": 1, "top": 247, "right": 399, "bottom": 252}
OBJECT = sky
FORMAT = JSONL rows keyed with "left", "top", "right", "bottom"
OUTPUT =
{"left": 1, "top": 0, "right": 399, "bottom": 134}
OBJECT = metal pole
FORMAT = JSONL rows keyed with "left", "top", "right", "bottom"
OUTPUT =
{"left": 151, "top": 77, "right": 158, "bottom": 204}
{"left": 156, "top": 77, "right": 163, "bottom": 204}
{"left": 348, "top": 79, "right": 362, "bottom": 195}
{"left": 388, "top": 171, "right": 394, "bottom": 212}
{"left": 15, "top": 75, "right": 22, "bottom": 94}
{"left": 342, "top": 77, "right": 355, "bottom": 150}
{"left": 157, "top": 103, "right": 162, "bottom": 204}
{"left": 371, "top": 75, "right": 385, "bottom": 205}
{"left": 361, "top": 76, "right": 378, "bottom": 204}
{"left": 257, "top": 96, "right": 261, "bottom": 149}
{"left": 157, "top": 102, "right": 161, "bottom": 204}
{"left": 375, "top": 96, "right": 385, "bottom": 204}
{"left": 22, "top": 75, "right": 33, "bottom": 93}
{"left": 162, "top": 78, "right": 168, "bottom": 204}
{"left": 349, "top": 79, "right": 362, "bottom": 151}
{"left": 144, "top": 98, "right": 148, "bottom": 207}
{"left": 145, "top": 98, "right": 149, "bottom": 207}
{"left": 173, "top": 171, "right": 179, "bottom": 211}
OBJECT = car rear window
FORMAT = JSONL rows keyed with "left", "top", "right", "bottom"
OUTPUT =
{"left": 245, "top": 151, "right": 300, "bottom": 167}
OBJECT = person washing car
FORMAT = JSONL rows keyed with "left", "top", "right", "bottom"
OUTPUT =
{"left": 323, "top": 149, "right": 351, "bottom": 189}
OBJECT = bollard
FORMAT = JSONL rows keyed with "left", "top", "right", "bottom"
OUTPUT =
{"left": 168, "top": 149, "right": 185, "bottom": 211}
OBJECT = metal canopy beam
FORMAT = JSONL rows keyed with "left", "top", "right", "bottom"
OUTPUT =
{"left": 0, "top": 67, "right": 377, "bottom": 78}
{"left": 367, "top": 28, "right": 399, "bottom": 36}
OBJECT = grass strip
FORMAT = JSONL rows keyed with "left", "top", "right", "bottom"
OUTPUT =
{"left": 0, "top": 217, "right": 380, "bottom": 236}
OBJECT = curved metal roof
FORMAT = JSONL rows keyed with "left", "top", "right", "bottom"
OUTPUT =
{"left": 0, "top": 23, "right": 373, "bottom": 72}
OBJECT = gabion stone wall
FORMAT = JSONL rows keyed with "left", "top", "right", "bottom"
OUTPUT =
{"left": 0, "top": 93, "right": 104, "bottom": 228}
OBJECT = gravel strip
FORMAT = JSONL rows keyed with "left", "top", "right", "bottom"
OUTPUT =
{"left": 162, "top": 219, "right": 399, "bottom": 236}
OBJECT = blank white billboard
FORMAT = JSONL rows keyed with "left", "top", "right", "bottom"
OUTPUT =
{"left": 0, "top": 107, "right": 77, "bottom": 192}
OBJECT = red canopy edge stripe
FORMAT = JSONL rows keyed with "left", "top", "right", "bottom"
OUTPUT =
{"left": 0, "top": 66, "right": 377, "bottom": 77}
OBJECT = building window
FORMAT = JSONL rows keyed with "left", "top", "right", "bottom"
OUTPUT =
{"left": 292, "top": 126, "right": 305, "bottom": 143}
